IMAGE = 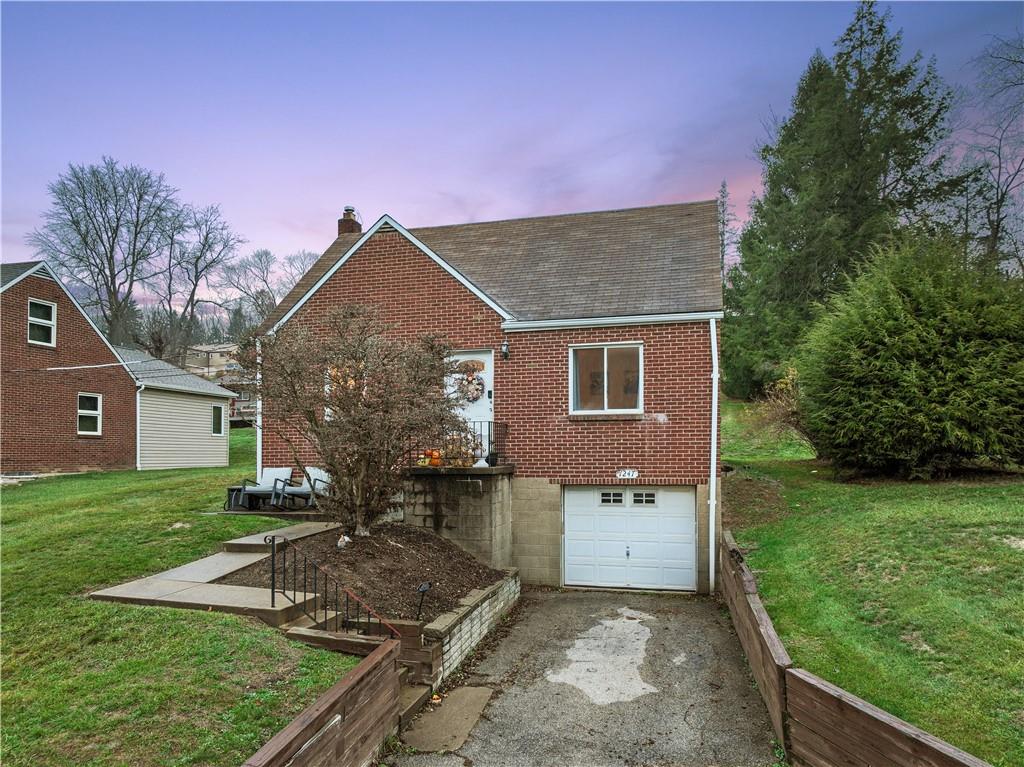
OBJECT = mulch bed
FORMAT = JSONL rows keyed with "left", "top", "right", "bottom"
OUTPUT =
{"left": 218, "top": 523, "right": 506, "bottom": 623}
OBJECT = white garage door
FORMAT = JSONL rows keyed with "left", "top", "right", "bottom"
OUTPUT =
{"left": 563, "top": 486, "right": 696, "bottom": 591}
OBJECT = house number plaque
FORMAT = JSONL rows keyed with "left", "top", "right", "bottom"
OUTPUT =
{"left": 615, "top": 468, "right": 639, "bottom": 480}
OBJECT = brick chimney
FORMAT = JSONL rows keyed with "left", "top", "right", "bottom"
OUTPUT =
{"left": 338, "top": 205, "right": 361, "bottom": 235}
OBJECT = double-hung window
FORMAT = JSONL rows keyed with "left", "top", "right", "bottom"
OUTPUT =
{"left": 77, "top": 393, "right": 102, "bottom": 436}
{"left": 28, "top": 299, "right": 57, "bottom": 347}
{"left": 212, "top": 404, "right": 225, "bottom": 436}
{"left": 569, "top": 343, "right": 643, "bottom": 414}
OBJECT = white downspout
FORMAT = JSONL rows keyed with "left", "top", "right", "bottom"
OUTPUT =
{"left": 255, "top": 338, "right": 263, "bottom": 478}
{"left": 135, "top": 384, "right": 144, "bottom": 470}
{"left": 708, "top": 318, "right": 720, "bottom": 593}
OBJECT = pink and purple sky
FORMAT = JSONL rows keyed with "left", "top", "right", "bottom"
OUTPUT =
{"left": 2, "top": 1, "right": 1018, "bottom": 264}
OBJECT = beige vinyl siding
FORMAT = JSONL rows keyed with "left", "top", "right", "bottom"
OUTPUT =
{"left": 138, "top": 388, "right": 230, "bottom": 470}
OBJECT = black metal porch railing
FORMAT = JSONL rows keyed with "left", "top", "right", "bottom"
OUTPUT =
{"left": 265, "top": 535, "right": 400, "bottom": 639}
{"left": 409, "top": 420, "right": 509, "bottom": 469}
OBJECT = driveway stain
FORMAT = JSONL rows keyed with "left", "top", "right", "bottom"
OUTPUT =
{"left": 394, "top": 589, "right": 774, "bottom": 767}
{"left": 545, "top": 607, "right": 658, "bottom": 704}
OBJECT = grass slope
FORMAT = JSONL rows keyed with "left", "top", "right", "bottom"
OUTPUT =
{"left": 1, "top": 429, "right": 359, "bottom": 767}
{"left": 722, "top": 401, "right": 1024, "bottom": 767}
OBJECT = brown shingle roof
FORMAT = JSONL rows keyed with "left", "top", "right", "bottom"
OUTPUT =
{"left": 261, "top": 200, "right": 721, "bottom": 332}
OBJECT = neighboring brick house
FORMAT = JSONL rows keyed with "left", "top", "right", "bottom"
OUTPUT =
{"left": 259, "top": 202, "right": 723, "bottom": 593}
{"left": 0, "top": 261, "right": 235, "bottom": 474}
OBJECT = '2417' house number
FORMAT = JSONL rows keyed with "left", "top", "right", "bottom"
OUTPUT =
{"left": 615, "top": 468, "right": 639, "bottom": 480}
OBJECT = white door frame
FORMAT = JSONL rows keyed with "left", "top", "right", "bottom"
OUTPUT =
{"left": 451, "top": 348, "right": 494, "bottom": 422}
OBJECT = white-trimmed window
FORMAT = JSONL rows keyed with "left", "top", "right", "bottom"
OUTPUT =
{"left": 28, "top": 299, "right": 57, "bottom": 347}
{"left": 212, "top": 404, "right": 225, "bottom": 436}
{"left": 569, "top": 343, "right": 643, "bottom": 414}
{"left": 77, "top": 393, "right": 102, "bottom": 435}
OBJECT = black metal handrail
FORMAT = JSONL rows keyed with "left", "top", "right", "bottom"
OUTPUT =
{"left": 265, "top": 535, "right": 400, "bottom": 639}
{"left": 409, "top": 419, "right": 509, "bottom": 468}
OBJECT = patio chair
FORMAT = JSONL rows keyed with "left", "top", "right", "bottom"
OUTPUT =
{"left": 226, "top": 467, "right": 293, "bottom": 510}
{"left": 270, "top": 466, "right": 332, "bottom": 509}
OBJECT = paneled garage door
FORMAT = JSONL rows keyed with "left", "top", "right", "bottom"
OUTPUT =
{"left": 563, "top": 486, "right": 696, "bottom": 591}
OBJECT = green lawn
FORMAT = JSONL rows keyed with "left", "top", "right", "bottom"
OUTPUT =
{"left": 722, "top": 401, "right": 1024, "bottom": 767}
{"left": 0, "top": 429, "right": 359, "bottom": 767}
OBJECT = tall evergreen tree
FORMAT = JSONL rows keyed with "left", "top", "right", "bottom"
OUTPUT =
{"left": 724, "top": 1, "right": 970, "bottom": 398}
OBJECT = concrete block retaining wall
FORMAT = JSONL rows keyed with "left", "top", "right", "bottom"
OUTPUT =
{"left": 423, "top": 570, "right": 521, "bottom": 684}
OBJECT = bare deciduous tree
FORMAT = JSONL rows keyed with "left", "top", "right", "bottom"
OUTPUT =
{"left": 240, "top": 305, "right": 467, "bottom": 536}
{"left": 142, "top": 205, "right": 243, "bottom": 361}
{"left": 213, "top": 249, "right": 280, "bottom": 326}
{"left": 967, "top": 31, "right": 1024, "bottom": 272}
{"left": 213, "top": 248, "right": 322, "bottom": 336}
{"left": 280, "top": 250, "right": 321, "bottom": 290}
{"left": 27, "top": 157, "right": 178, "bottom": 344}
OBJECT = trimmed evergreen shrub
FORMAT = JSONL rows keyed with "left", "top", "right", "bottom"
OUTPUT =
{"left": 795, "top": 236, "right": 1024, "bottom": 477}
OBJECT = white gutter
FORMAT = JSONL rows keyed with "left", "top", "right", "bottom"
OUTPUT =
{"left": 255, "top": 338, "right": 263, "bottom": 478}
{"left": 708, "top": 317, "right": 720, "bottom": 593}
{"left": 503, "top": 310, "right": 724, "bottom": 332}
{"left": 135, "top": 384, "right": 144, "bottom": 470}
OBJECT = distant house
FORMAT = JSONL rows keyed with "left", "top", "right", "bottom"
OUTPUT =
{"left": 216, "top": 372, "right": 257, "bottom": 425}
{"left": 184, "top": 342, "right": 239, "bottom": 379}
{"left": 0, "top": 261, "right": 236, "bottom": 474}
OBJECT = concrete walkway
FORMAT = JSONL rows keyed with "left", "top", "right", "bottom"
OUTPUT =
{"left": 396, "top": 589, "right": 774, "bottom": 767}
{"left": 89, "top": 522, "right": 339, "bottom": 626}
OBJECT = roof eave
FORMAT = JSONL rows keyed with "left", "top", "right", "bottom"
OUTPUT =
{"left": 502, "top": 310, "right": 724, "bottom": 332}
{"left": 140, "top": 381, "right": 236, "bottom": 398}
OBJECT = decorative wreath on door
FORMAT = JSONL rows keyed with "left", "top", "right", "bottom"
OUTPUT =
{"left": 460, "top": 373, "right": 486, "bottom": 402}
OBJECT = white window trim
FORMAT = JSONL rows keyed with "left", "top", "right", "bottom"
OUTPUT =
{"left": 631, "top": 490, "right": 658, "bottom": 507}
{"left": 27, "top": 298, "right": 57, "bottom": 348}
{"left": 77, "top": 392, "right": 102, "bottom": 436}
{"left": 568, "top": 341, "right": 644, "bottom": 415}
{"left": 212, "top": 403, "right": 226, "bottom": 436}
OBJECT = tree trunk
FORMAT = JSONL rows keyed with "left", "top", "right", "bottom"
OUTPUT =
{"left": 355, "top": 509, "right": 370, "bottom": 536}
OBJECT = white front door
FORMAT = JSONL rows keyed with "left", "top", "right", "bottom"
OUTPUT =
{"left": 563, "top": 486, "right": 697, "bottom": 591}
{"left": 451, "top": 350, "right": 494, "bottom": 423}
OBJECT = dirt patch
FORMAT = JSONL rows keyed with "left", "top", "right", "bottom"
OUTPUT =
{"left": 722, "top": 468, "right": 788, "bottom": 529}
{"left": 218, "top": 523, "right": 505, "bottom": 622}
{"left": 900, "top": 631, "right": 936, "bottom": 655}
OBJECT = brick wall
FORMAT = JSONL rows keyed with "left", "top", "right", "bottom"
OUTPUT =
{"left": 261, "top": 229, "right": 719, "bottom": 487}
{"left": 1, "top": 274, "right": 136, "bottom": 473}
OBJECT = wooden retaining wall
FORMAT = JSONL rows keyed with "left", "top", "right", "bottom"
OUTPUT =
{"left": 720, "top": 531, "right": 992, "bottom": 767}
{"left": 719, "top": 530, "right": 791, "bottom": 743}
{"left": 242, "top": 639, "right": 401, "bottom": 767}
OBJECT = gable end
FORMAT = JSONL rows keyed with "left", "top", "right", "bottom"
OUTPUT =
{"left": 266, "top": 214, "right": 513, "bottom": 334}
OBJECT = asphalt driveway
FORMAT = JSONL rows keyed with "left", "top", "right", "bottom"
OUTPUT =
{"left": 396, "top": 588, "right": 775, "bottom": 767}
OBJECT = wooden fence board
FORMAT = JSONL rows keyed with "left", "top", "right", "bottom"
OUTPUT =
{"left": 786, "top": 669, "right": 992, "bottom": 767}
{"left": 718, "top": 530, "right": 992, "bottom": 767}
{"left": 243, "top": 639, "right": 401, "bottom": 767}
{"left": 719, "top": 532, "right": 792, "bottom": 744}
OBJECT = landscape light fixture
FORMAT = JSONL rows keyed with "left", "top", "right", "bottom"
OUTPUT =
{"left": 415, "top": 581, "right": 433, "bottom": 621}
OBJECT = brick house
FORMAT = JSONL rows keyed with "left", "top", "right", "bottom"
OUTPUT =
{"left": 1, "top": 261, "right": 235, "bottom": 474}
{"left": 259, "top": 201, "right": 723, "bottom": 593}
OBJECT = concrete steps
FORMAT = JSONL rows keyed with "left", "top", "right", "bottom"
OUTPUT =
{"left": 91, "top": 579, "right": 318, "bottom": 626}
{"left": 215, "top": 509, "right": 331, "bottom": 523}
{"left": 223, "top": 522, "right": 341, "bottom": 552}
{"left": 157, "top": 551, "right": 268, "bottom": 581}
